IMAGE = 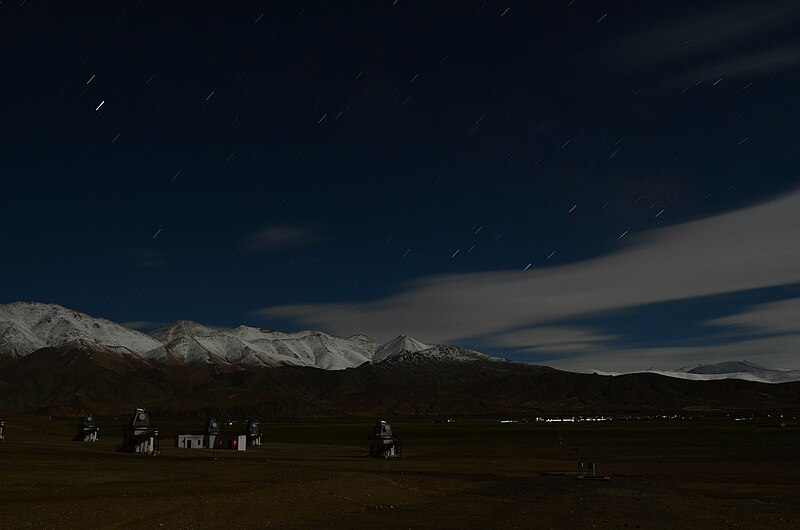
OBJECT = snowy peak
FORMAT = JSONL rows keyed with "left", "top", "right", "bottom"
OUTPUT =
{"left": 150, "top": 320, "right": 219, "bottom": 343}
{"left": 679, "top": 361, "right": 765, "bottom": 375}
{"left": 676, "top": 360, "right": 800, "bottom": 383}
{"left": 0, "top": 302, "right": 504, "bottom": 372}
{"left": 274, "top": 331, "right": 377, "bottom": 369}
{"left": 597, "top": 360, "right": 800, "bottom": 384}
{"left": 381, "top": 345, "right": 497, "bottom": 365}
{"left": 373, "top": 335, "right": 431, "bottom": 362}
{"left": 0, "top": 303, "right": 385, "bottom": 370}
{"left": 147, "top": 322, "right": 379, "bottom": 369}
{"left": 0, "top": 302, "right": 162, "bottom": 358}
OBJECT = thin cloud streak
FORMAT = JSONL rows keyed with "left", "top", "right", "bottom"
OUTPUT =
{"left": 257, "top": 189, "right": 800, "bottom": 370}
{"left": 665, "top": 45, "right": 800, "bottom": 88}
{"left": 708, "top": 298, "right": 800, "bottom": 336}
{"left": 603, "top": 1, "right": 800, "bottom": 68}
{"left": 601, "top": 1, "right": 800, "bottom": 89}
{"left": 546, "top": 333, "right": 800, "bottom": 374}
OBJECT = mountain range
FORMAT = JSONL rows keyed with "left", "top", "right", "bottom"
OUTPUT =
{"left": 0, "top": 302, "right": 798, "bottom": 416}
{"left": 0, "top": 301, "right": 433, "bottom": 370}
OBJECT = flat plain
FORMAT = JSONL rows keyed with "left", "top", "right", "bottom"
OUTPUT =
{"left": 1, "top": 414, "right": 799, "bottom": 529}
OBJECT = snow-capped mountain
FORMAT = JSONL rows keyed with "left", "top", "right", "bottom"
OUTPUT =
{"left": 676, "top": 361, "right": 800, "bottom": 384}
{"left": 381, "top": 345, "right": 499, "bottom": 365}
{"left": 0, "top": 302, "right": 418, "bottom": 370}
{"left": 5, "top": 304, "right": 800, "bottom": 416}
{"left": 594, "top": 360, "right": 800, "bottom": 384}
{"left": 4, "top": 303, "right": 799, "bottom": 383}
{"left": 0, "top": 302, "right": 162, "bottom": 358}
{"left": 372, "top": 335, "right": 431, "bottom": 362}
{"left": 148, "top": 321, "right": 379, "bottom": 369}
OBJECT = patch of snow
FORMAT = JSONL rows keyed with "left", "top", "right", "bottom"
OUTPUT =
{"left": 0, "top": 302, "right": 162, "bottom": 358}
{"left": 146, "top": 321, "right": 379, "bottom": 369}
{"left": 591, "top": 362, "right": 800, "bottom": 384}
{"left": 373, "top": 335, "right": 431, "bottom": 362}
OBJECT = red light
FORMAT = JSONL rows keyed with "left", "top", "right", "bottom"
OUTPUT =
{"left": 233, "top": 440, "right": 237, "bottom": 446}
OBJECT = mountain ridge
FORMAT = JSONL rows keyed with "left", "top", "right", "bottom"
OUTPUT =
{"left": 2, "top": 343, "right": 798, "bottom": 417}
{"left": 1, "top": 302, "right": 799, "bottom": 416}
{"left": 2, "top": 302, "right": 799, "bottom": 385}
{"left": 0, "top": 302, "right": 401, "bottom": 370}
{"left": 594, "top": 360, "right": 800, "bottom": 385}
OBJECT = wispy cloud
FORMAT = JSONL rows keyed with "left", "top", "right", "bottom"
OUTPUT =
{"left": 708, "top": 298, "right": 800, "bottom": 337}
{"left": 242, "top": 225, "right": 320, "bottom": 254}
{"left": 601, "top": 1, "right": 800, "bottom": 87}
{"left": 256, "top": 189, "right": 800, "bottom": 371}
{"left": 544, "top": 333, "right": 800, "bottom": 374}
{"left": 662, "top": 45, "right": 800, "bottom": 89}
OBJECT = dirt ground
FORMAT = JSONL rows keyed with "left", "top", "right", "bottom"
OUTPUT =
{"left": 0, "top": 415, "right": 798, "bottom": 529}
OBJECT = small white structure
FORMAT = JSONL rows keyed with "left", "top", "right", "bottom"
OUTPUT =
{"left": 0, "top": 418, "right": 5, "bottom": 441}
{"left": 76, "top": 412, "right": 99, "bottom": 442}
{"left": 120, "top": 408, "right": 159, "bottom": 455}
{"left": 177, "top": 434, "right": 205, "bottom": 449}
{"left": 368, "top": 420, "right": 401, "bottom": 459}
{"left": 176, "top": 418, "right": 246, "bottom": 451}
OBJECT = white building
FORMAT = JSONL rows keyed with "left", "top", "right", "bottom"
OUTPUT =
{"left": 176, "top": 418, "right": 246, "bottom": 451}
{"left": 177, "top": 434, "right": 205, "bottom": 449}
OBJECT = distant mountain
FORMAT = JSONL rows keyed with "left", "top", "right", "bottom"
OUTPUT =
{"left": 380, "top": 345, "right": 499, "bottom": 365}
{"left": 595, "top": 361, "right": 800, "bottom": 384}
{"left": 3, "top": 302, "right": 800, "bottom": 417}
{"left": 0, "top": 303, "right": 799, "bottom": 415}
{"left": 677, "top": 361, "right": 800, "bottom": 384}
{"left": 0, "top": 302, "right": 403, "bottom": 370}
{"left": 0, "top": 302, "right": 162, "bottom": 358}
{"left": 372, "top": 335, "right": 431, "bottom": 361}
{"left": 0, "top": 340, "right": 221, "bottom": 414}
{"left": 1, "top": 342, "right": 798, "bottom": 416}
{"left": 148, "top": 321, "right": 379, "bottom": 369}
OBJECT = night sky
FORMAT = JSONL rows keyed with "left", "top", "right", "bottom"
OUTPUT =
{"left": 2, "top": 1, "right": 800, "bottom": 371}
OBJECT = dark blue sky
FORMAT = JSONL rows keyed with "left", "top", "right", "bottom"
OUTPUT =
{"left": 2, "top": 1, "right": 800, "bottom": 369}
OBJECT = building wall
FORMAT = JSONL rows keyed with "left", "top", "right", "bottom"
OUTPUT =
{"left": 177, "top": 433, "right": 246, "bottom": 450}
{"left": 177, "top": 434, "right": 206, "bottom": 449}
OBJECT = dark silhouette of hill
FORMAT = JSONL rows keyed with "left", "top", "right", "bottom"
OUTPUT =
{"left": 1, "top": 345, "right": 798, "bottom": 417}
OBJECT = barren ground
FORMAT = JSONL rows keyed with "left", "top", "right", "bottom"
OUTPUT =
{"left": 1, "top": 415, "right": 798, "bottom": 529}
